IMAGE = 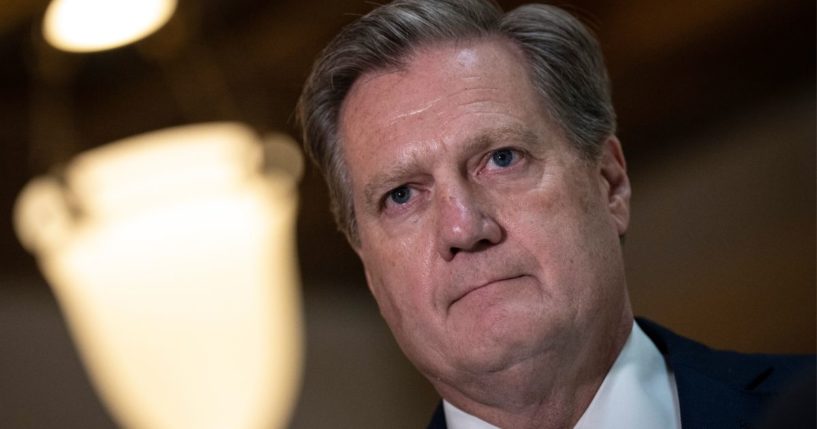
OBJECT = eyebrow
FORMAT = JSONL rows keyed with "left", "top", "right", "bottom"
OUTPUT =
{"left": 363, "top": 158, "right": 420, "bottom": 212}
{"left": 468, "top": 125, "right": 540, "bottom": 155}
{"left": 361, "top": 125, "right": 540, "bottom": 210}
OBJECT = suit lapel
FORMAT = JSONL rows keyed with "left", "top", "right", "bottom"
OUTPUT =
{"left": 637, "top": 318, "right": 774, "bottom": 428}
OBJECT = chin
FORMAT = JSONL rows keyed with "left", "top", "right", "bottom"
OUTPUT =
{"left": 454, "top": 324, "right": 551, "bottom": 374}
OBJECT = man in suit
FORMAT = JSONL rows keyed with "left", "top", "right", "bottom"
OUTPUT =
{"left": 296, "top": 1, "right": 814, "bottom": 427}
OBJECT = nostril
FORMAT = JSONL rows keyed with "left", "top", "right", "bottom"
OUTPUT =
{"left": 447, "top": 236, "right": 501, "bottom": 259}
{"left": 472, "top": 238, "right": 494, "bottom": 252}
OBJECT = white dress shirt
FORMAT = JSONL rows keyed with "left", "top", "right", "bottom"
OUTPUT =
{"left": 443, "top": 321, "right": 682, "bottom": 429}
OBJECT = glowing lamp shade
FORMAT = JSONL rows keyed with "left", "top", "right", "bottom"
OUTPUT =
{"left": 14, "top": 123, "right": 303, "bottom": 428}
{"left": 43, "top": 0, "right": 177, "bottom": 52}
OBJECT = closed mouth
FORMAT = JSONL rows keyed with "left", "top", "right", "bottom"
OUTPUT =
{"left": 450, "top": 274, "right": 526, "bottom": 307}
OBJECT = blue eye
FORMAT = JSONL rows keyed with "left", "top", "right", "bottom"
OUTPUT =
{"left": 490, "top": 148, "right": 515, "bottom": 167}
{"left": 388, "top": 186, "right": 412, "bottom": 205}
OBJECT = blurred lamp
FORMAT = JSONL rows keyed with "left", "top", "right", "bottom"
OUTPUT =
{"left": 14, "top": 122, "right": 304, "bottom": 428}
{"left": 43, "top": 0, "right": 176, "bottom": 52}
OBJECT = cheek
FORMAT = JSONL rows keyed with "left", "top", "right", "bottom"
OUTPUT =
{"left": 360, "top": 239, "right": 434, "bottom": 321}
{"left": 530, "top": 189, "right": 622, "bottom": 312}
{"left": 509, "top": 176, "right": 610, "bottom": 279}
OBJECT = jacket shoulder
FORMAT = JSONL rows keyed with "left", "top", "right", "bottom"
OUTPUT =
{"left": 636, "top": 317, "right": 815, "bottom": 428}
{"left": 637, "top": 317, "right": 813, "bottom": 391}
{"left": 426, "top": 402, "right": 447, "bottom": 429}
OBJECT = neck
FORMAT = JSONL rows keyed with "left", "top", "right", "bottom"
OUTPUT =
{"left": 433, "top": 308, "right": 634, "bottom": 429}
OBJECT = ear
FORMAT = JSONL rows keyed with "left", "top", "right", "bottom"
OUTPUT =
{"left": 598, "top": 136, "right": 631, "bottom": 236}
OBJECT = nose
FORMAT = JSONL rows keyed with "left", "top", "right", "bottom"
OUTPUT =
{"left": 434, "top": 182, "right": 503, "bottom": 261}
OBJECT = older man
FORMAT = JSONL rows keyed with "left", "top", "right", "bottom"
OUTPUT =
{"left": 297, "top": 1, "right": 813, "bottom": 428}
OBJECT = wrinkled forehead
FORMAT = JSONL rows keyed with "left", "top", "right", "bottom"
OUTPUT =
{"left": 338, "top": 37, "right": 535, "bottom": 146}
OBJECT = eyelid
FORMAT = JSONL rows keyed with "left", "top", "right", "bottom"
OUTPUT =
{"left": 380, "top": 184, "right": 414, "bottom": 212}
{"left": 481, "top": 147, "right": 525, "bottom": 172}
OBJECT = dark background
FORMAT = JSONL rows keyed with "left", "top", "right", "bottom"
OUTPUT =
{"left": 0, "top": 1, "right": 814, "bottom": 427}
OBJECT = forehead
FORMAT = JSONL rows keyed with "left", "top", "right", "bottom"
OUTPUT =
{"left": 342, "top": 38, "right": 540, "bottom": 134}
{"left": 355, "top": 38, "right": 541, "bottom": 126}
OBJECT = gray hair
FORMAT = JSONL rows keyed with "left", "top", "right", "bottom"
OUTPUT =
{"left": 296, "top": 0, "right": 616, "bottom": 245}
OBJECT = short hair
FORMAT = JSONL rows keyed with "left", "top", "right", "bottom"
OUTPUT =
{"left": 297, "top": 0, "right": 616, "bottom": 245}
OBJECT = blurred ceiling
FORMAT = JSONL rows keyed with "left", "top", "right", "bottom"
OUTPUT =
{"left": 0, "top": 0, "right": 814, "bottom": 286}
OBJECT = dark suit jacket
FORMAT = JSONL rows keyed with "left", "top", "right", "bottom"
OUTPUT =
{"left": 426, "top": 318, "right": 815, "bottom": 428}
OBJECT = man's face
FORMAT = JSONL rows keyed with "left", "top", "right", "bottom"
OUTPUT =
{"left": 339, "top": 38, "right": 632, "bottom": 386}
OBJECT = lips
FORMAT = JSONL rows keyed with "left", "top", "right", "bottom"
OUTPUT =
{"left": 449, "top": 274, "right": 526, "bottom": 307}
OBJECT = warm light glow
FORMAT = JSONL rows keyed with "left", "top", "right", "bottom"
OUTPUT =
{"left": 43, "top": 0, "right": 177, "bottom": 52}
{"left": 15, "top": 123, "right": 304, "bottom": 429}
